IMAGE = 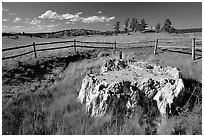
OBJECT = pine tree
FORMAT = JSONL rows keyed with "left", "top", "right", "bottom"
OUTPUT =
{"left": 162, "top": 19, "right": 172, "bottom": 32}
{"left": 114, "top": 21, "right": 120, "bottom": 35}
{"left": 155, "top": 23, "right": 161, "bottom": 32}
{"left": 140, "top": 19, "right": 148, "bottom": 31}
{"left": 124, "top": 18, "right": 129, "bottom": 33}
{"left": 130, "top": 18, "right": 138, "bottom": 31}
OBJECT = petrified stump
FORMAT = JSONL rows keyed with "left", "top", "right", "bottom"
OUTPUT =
{"left": 78, "top": 58, "right": 185, "bottom": 118}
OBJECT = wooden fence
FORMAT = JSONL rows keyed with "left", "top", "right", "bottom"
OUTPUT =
{"left": 2, "top": 38, "right": 202, "bottom": 61}
{"left": 153, "top": 38, "right": 202, "bottom": 60}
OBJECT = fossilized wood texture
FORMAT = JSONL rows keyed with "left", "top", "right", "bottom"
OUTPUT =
{"left": 78, "top": 58, "right": 185, "bottom": 117}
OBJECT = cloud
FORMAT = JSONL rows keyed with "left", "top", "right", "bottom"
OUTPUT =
{"left": 2, "top": 19, "right": 8, "bottom": 22}
{"left": 2, "top": 8, "right": 9, "bottom": 12}
{"left": 33, "top": 25, "right": 46, "bottom": 30}
{"left": 108, "top": 16, "right": 115, "bottom": 20}
{"left": 13, "top": 17, "right": 21, "bottom": 22}
{"left": 66, "top": 21, "right": 74, "bottom": 24}
{"left": 38, "top": 9, "right": 115, "bottom": 25}
{"left": 2, "top": 25, "right": 50, "bottom": 33}
{"left": 9, "top": 12, "right": 16, "bottom": 15}
{"left": 47, "top": 24, "right": 55, "bottom": 28}
{"left": 39, "top": 10, "right": 82, "bottom": 21}
{"left": 26, "top": 18, "right": 41, "bottom": 25}
{"left": 47, "top": 24, "right": 60, "bottom": 28}
{"left": 82, "top": 16, "right": 115, "bottom": 23}
{"left": 70, "top": 16, "right": 82, "bottom": 22}
{"left": 39, "top": 10, "right": 58, "bottom": 19}
{"left": 14, "top": 25, "right": 24, "bottom": 28}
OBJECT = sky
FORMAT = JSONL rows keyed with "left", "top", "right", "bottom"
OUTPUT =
{"left": 2, "top": 2, "right": 202, "bottom": 33}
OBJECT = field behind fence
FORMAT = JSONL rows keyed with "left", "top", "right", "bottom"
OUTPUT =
{"left": 2, "top": 37, "right": 202, "bottom": 61}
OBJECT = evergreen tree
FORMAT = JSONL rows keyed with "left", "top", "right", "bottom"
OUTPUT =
{"left": 124, "top": 18, "right": 129, "bottom": 33}
{"left": 162, "top": 19, "right": 172, "bottom": 32}
{"left": 114, "top": 21, "right": 120, "bottom": 35}
{"left": 155, "top": 23, "right": 161, "bottom": 32}
{"left": 130, "top": 18, "right": 138, "bottom": 31}
{"left": 140, "top": 19, "right": 148, "bottom": 31}
{"left": 136, "top": 24, "right": 143, "bottom": 31}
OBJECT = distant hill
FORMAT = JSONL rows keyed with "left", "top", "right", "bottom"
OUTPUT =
{"left": 2, "top": 29, "right": 115, "bottom": 38}
{"left": 2, "top": 28, "right": 202, "bottom": 38}
{"left": 174, "top": 28, "right": 202, "bottom": 33}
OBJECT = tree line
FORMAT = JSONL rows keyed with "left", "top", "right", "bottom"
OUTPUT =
{"left": 114, "top": 18, "right": 175, "bottom": 34}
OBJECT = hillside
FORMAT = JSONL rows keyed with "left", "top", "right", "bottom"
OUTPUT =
{"left": 2, "top": 29, "right": 114, "bottom": 39}
{"left": 2, "top": 28, "right": 202, "bottom": 39}
{"left": 175, "top": 28, "right": 202, "bottom": 34}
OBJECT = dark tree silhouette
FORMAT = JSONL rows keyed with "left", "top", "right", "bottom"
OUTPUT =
{"left": 140, "top": 19, "right": 148, "bottom": 31}
{"left": 124, "top": 18, "right": 129, "bottom": 33}
{"left": 114, "top": 21, "right": 120, "bottom": 35}
{"left": 136, "top": 24, "right": 142, "bottom": 31}
{"left": 130, "top": 18, "right": 138, "bottom": 31}
{"left": 155, "top": 23, "right": 161, "bottom": 32}
{"left": 162, "top": 19, "right": 175, "bottom": 33}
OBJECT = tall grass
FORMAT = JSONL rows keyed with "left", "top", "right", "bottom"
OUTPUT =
{"left": 2, "top": 49, "right": 202, "bottom": 135}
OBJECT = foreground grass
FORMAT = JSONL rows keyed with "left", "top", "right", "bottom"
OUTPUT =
{"left": 2, "top": 49, "right": 202, "bottom": 135}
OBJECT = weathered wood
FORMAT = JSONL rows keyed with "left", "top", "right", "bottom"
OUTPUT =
{"left": 154, "top": 39, "right": 158, "bottom": 55}
{"left": 74, "top": 39, "right": 77, "bottom": 54}
{"left": 35, "top": 40, "right": 74, "bottom": 46}
{"left": 2, "top": 51, "right": 34, "bottom": 60}
{"left": 118, "top": 45, "right": 154, "bottom": 50}
{"left": 78, "top": 41, "right": 114, "bottom": 44}
{"left": 2, "top": 44, "right": 33, "bottom": 51}
{"left": 158, "top": 45, "right": 201, "bottom": 50}
{"left": 2, "top": 41, "right": 74, "bottom": 52}
{"left": 192, "top": 38, "right": 195, "bottom": 60}
{"left": 36, "top": 45, "right": 73, "bottom": 52}
{"left": 76, "top": 45, "right": 113, "bottom": 49}
{"left": 114, "top": 41, "right": 117, "bottom": 53}
{"left": 2, "top": 38, "right": 202, "bottom": 61}
{"left": 119, "top": 51, "right": 122, "bottom": 59}
{"left": 33, "top": 42, "right": 37, "bottom": 58}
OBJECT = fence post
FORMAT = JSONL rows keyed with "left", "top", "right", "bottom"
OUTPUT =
{"left": 154, "top": 39, "right": 158, "bottom": 55}
{"left": 74, "top": 39, "right": 77, "bottom": 54}
{"left": 192, "top": 38, "right": 195, "bottom": 60}
{"left": 114, "top": 41, "right": 117, "bottom": 53}
{"left": 119, "top": 51, "right": 122, "bottom": 59}
{"left": 33, "top": 42, "right": 37, "bottom": 58}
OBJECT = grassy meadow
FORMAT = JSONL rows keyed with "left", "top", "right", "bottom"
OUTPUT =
{"left": 2, "top": 32, "right": 202, "bottom": 69}
{"left": 2, "top": 32, "right": 202, "bottom": 135}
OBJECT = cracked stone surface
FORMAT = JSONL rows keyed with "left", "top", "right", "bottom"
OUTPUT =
{"left": 78, "top": 58, "right": 185, "bottom": 117}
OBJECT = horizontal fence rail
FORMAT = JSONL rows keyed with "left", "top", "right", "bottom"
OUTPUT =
{"left": 78, "top": 41, "right": 114, "bottom": 44}
{"left": 158, "top": 45, "right": 202, "bottom": 50}
{"left": 36, "top": 45, "right": 74, "bottom": 52}
{"left": 2, "top": 44, "right": 33, "bottom": 52}
{"left": 76, "top": 45, "right": 114, "bottom": 49}
{"left": 2, "top": 38, "right": 202, "bottom": 61}
{"left": 2, "top": 50, "right": 34, "bottom": 60}
{"left": 118, "top": 45, "right": 154, "bottom": 49}
{"left": 35, "top": 40, "right": 74, "bottom": 46}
